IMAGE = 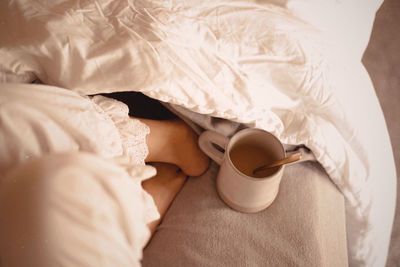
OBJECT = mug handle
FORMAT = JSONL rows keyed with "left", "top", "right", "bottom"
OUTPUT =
{"left": 198, "top": 130, "right": 229, "bottom": 165}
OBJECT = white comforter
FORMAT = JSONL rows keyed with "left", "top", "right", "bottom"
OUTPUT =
{"left": 0, "top": 0, "right": 396, "bottom": 266}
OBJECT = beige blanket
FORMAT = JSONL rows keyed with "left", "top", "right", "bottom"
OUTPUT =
{"left": 143, "top": 160, "right": 348, "bottom": 266}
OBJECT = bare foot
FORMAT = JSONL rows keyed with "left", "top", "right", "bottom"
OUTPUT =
{"left": 168, "top": 119, "right": 210, "bottom": 176}
{"left": 142, "top": 163, "right": 187, "bottom": 236}
{"left": 140, "top": 118, "right": 210, "bottom": 177}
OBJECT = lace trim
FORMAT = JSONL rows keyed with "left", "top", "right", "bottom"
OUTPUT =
{"left": 91, "top": 95, "right": 150, "bottom": 165}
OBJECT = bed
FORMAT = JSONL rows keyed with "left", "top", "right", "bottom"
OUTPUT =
{"left": 0, "top": 0, "right": 397, "bottom": 266}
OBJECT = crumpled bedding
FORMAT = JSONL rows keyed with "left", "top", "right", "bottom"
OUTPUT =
{"left": 0, "top": 0, "right": 396, "bottom": 266}
{"left": 0, "top": 83, "right": 160, "bottom": 265}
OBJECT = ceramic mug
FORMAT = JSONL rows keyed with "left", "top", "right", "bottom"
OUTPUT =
{"left": 199, "top": 128, "right": 297, "bottom": 213}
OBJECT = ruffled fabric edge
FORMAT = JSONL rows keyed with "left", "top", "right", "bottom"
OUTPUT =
{"left": 90, "top": 95, "right": 159, "bottom": 232}
{"left": 91, "top": 95, "right": 150, "bottom": 166}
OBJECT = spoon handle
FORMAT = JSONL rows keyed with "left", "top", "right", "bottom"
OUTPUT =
{"left": 253, "top": 152, "right": 302, "bottom": 175}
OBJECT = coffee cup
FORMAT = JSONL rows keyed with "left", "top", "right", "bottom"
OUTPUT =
{"left": 199, "top": 128, "right": 298, "bottom": 213}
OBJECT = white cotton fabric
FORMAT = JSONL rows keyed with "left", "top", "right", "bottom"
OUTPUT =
{"left": 0, "top": 0, "right": 396, "bottom": 266}
{"left": 0, "top": 152, "right": 158, "bottom": 267}
{"left": 0, "top": 83, "right": 159, "bottom": 265}
{"left": 0, "top": 83, "right": 151, "bottom": 172}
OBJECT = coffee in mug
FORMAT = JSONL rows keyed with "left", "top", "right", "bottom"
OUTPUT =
{"left": 199, "top": 128, "right": 290, "bottom": 213}
{"left": 229, "top": 141, "right": 280, "bottom": 178}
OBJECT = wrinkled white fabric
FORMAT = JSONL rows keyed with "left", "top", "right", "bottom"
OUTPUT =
{"left": 0, "top": 0, "right": 396, "bottom": 266}
{"left": 0, "top": 83, "right": 159, "bottom": 265}
{"left": 0, "top": 152, "right": 158, "bottom": 267}
{"left": 0, "top": 83, "right": 151, "bottom": 172}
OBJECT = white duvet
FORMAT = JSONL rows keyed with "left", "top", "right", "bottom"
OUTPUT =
{"left": 0, "top": 0, "right": 396, "bottom": 266}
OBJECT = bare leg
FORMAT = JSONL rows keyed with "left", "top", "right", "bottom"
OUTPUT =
{"left": 138, "top": 118, "right": 209, "bottom": 177}
{"left": 142, "top": 163, "right": 187, "bottom": 236}
{"left": 135, "top": 117, "right": 209, "bottom": 236}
